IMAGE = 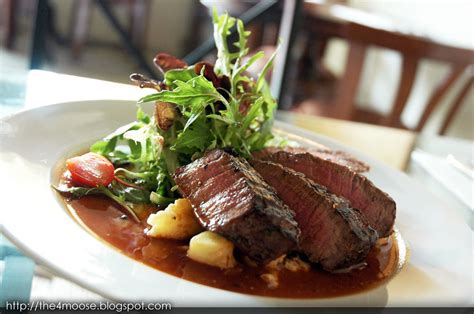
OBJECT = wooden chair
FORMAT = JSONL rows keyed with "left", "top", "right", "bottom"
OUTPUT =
{"left": 70, "top": 0, "right": 151, "bottom": 59}
{"left": 0, "top": 0, "right": 15, "bottom": 49}
{"left": 0, "top": 0, "right": 36, "bottom": 49}
{"left": 295, "top": 2, "right": 474, "bottom": 135}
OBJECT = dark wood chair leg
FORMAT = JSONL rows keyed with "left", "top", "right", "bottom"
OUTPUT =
{"left": 439, "top": 76, "right": 473, "bottom": 135}
{"left": 95, "top": 0, "right": 158, "bottom": 79}
{"left": 70, "top": 0, "right": 92, "bottom": 59}
{"left": 30, "top": 0, "right": 49, "bottom": 69}
{"left": 270, "top": 0, "right": 303, "bottom": 109}
{"left": 3, "top": 0, "right": 16, "bottom": 49}
{"left": 415, "top": 65, "right": 465, "bottom": 132}
{"left": 129, "top": 0, "right": 150, "bottom": 50}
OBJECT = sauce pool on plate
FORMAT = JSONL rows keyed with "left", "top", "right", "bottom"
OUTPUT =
{"left": 63, "top": 194, "right": 405, "bottom": 299}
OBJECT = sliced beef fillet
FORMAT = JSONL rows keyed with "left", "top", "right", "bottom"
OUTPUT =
{"left": 254, "top": 147, "right": 369, "bottom": 173}
{"left": 254, "top": 150, "right": 396, "bottom": 238}
{"left": 251, "top": 160, "right": 377, "bottom": 271}
{"left": 173, "top": 149, "right": 300, "bottom": 263}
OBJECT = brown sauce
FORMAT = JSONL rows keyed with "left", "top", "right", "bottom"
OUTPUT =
{"left": 63, "top": 194, "right": 403, "bottom": 299}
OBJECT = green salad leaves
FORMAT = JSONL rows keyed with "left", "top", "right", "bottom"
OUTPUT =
{"left": 70, "top": 10, "right": 279, "bottom": 212}
{"left": 139, "top": 9, "right": 277, "bottom": 160}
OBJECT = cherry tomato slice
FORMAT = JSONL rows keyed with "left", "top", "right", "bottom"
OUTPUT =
{"left": 66, "top": 152, "right": 115, "bottom": 187}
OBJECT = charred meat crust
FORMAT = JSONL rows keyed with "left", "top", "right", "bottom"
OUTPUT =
{"left": 254, "top": 146, "right": 370, "bottom": 173}
{"left": 254, "top": 150, "right": 396, "bottom": 238}
{"left": 251, "top": 160, "right": 377, "bottom": 271}
{"left": 173, "top": 149, "right": 300, "bottom": 263}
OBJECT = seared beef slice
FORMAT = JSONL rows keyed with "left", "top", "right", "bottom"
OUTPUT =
{"left": 255, "top": 151, "right": 396, "bottom": 238}
{"left": 254, "top": 147, "right": 370, "bottom": 173}
{"left": 252, "top": 160, "right": 377, "bottom": 270}
{"left": 173, "top": 149, "right": 300, "bottom": 262}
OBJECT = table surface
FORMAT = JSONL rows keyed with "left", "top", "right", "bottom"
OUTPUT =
{"left": 1, "top": 70, "right": 472, "bottom": 301}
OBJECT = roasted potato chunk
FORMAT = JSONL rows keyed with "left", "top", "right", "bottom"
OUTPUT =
{"left": 147, "top": 198, "right": 202, "bottom": 240}
{"left": 187, "top": 231, "right": 237, "bottom": 269}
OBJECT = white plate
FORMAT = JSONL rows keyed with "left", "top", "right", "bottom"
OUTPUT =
{"left": 0, "top": 100, "right": 472, "bottom": 306}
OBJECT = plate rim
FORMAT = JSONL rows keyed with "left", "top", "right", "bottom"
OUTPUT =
{"left": 1, "top": 100, "right": 471, "bottom": 306}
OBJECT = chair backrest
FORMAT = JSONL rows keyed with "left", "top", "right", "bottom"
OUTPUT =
{"left": 305, "top": 3, "right": 474, "bottom": 134}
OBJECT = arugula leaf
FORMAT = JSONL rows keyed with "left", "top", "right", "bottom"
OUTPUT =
{"left": 234, "top": 19, "right": 250, "bottom": 59}
{"left": 53, "top": 185, "right": 103, "bottom": 198}
{"left": 139, "top": 75, "right": 227, "bottom": 110}
{"left": 90, "top": 120, "right": 141, "bottom": 159}
{"left": 104, "top": 121, "right": 139, "bottom": 141}
{"left": 124, "top": 127, "right": 149, "bottom": 143}
{"left": 53, "top": 185, "right": 140, "bottom": 222}
{"left": 164, "top": 68, "right": 197, "bottom": 87}
{"left": 231, "top": 51, "right": 264, "bottom": 95}
{"left": 206, "top": 113, "right": 234, "bottom": 124}
{"left": 241, "top": 97, "right": 264, "bottom": 131}
{"left": 212, "top": 8, "right": 238, "bottom": 76}
{"left": 90, "top": 137, "right": 118, "bottom": 155}
{"left": 109, "top": 181, "right": 150, "bottom": 204}
{"left": 150, "top": 192, "right": 175, "bottom": 206}
{"left": 136, "top": 106, "right": 150, "bottom": 123}
{"left": 256, "top": 46, "right": 279, "bottom": 93}
{"left": 154, "top": 157, "right": 176, "bottom": 197}
{"left": 123, "top": 125, "right": 156, "bottom": 165}
{"left": 172, "top": 116, "right": 214, "bottom": 154}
